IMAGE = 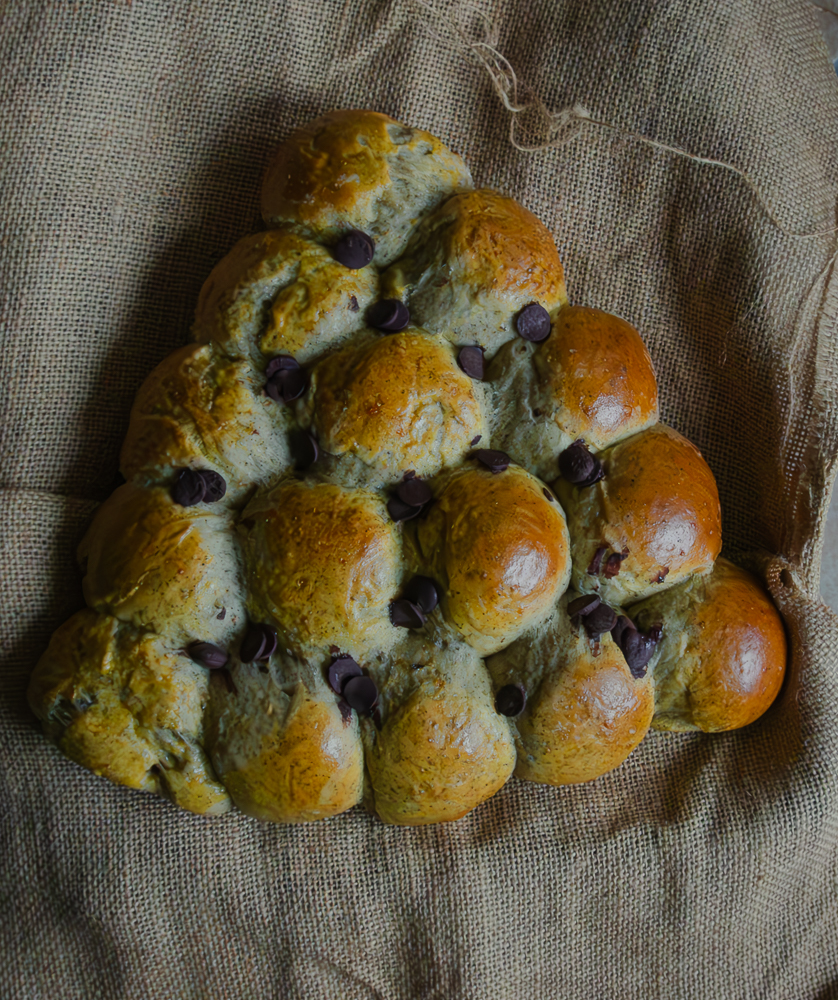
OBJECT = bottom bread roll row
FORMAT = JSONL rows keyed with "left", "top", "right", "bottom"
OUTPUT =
{"left": 28, "top": 558, "right": 786, "bottom": 825}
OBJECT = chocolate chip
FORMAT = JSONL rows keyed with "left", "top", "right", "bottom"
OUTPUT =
{"left": 265, "top": 366, "right": 307, "bottom": 404}
{"left": 496, "top": 683, "right": 526, "bottom": 717}
{"left": 621, "top": 629, "right": 656, "bottom": 678}
{"left": 328, "top": 655, "right": 362, "bottom": 695}
{"left": 604, "top": 552, "right": 626, "bottom": 579}
{"left": 403, "top": 576, "right": 439, "bottom": 614}
{"left": 647, "top": 623, "right": 664, "bottom": 644}
{"left": 396, "top": 478, "right": 433, "bottom": 507}
{"left": 291, "top": 430, "right": 319, "bottom": 471}
{"left": 349, "top": 295, "right": 359, "bottom": 312}
{"left": 610, "top": 614, "right": 637, "bottom": 647}
{"left": 403, "top": 470, "right": 416, "bottom": 481}
{"left": 474, "top": 449, "right": 511, "bottom": 473}
{"left": 199, "top": 470, "right": 227, "bottom": 503}
{"left": 338, "top": 699, "right": 353, "bottom": 724}
{"left": 171, "top": 468, "right": 206, "bottom": 507}
{"left": 367, "top": 298, "right": 410, "bottom": 332}
{"left": 333, "top": 230, "right": 375, "bottom": 269}
{"left": 344, "top": 675, "right": 378, "bottom": 714}
{"left": 558, "top": 440, "right": 604, "bottom": 487}
{"left": 543, "top": 488, "right": 554, "bottom": 502}
{"left": 515, "top": 303, "right": 551, "bottom": 342}
{"left": 653, "top": 567, "right": 670, "bottom": 584}
{"left": 458, "top": 346, "right": 484, "bottom": 379}
{"left": 240, "top": 624, "right": 277, "bottom": 663}
{"left": 216, "top": 608, "right": 226, "bottom": 620}
{"left": 187, "top": 641, "right": 229, "bottom": 670}
{"left": 567, "top": 594, "right": 601, "bottom": 618}
{"left": 387, "top": 496, "right": 422, "bottom": 522}
{"left": 470, "top": 435, "right": 482, "bottom": 446}
{"left": 583, "top": 603, "right": 618, "bottom": 639}
{"left": 216, "top": 668, "right": 238, "bottom": 695}
{"left": 587, "top": 546, "right": 608, "bottom": 575}
{"left": 265, "top": 354, "right": 300, "bottom": 377}
{"left": 390, "top": 600, "right": 426, "bottom": 629}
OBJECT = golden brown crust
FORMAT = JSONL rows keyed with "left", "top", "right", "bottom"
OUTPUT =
{"left": 365, "top": 678, "right": 516, "bottom": 825}
{"left": 537, "top": 305, "right": 659, "bottom": 448}
{"left": 381, "top": 188, "right": 568, "bottom": 358}
{"left": 308, "top": 331, "right": 486, "bottom": 480}
{"left": 414, "top": 465, "right": 571, "bottom": 654}
{"left": 633, "top": 558, "right": 787, "bottom": 732}
{"left": 555, "top": 423, "right": 722, "bottom": 606}
{"left": 193, "top": 229, "right": 379, "bottom": 364}
{"left": 260, "top": 110, "right": 472, "bottom": 264}
{"left": 208, "top": 677, "right": 364, "bottom": 823}
{"left": 120, "top": 343, "right": 291, "bottom": 501}
{"left": 27, "top": 608, "right": 230, "bottom": 814}
{"left": 243, "top": 480, "right": 401, "bottom": 657}
{"left": 78, "top": 483, "right": 246, "bottom": 645}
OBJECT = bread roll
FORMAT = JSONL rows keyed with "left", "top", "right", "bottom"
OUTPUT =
{"left": 489, "top": 305, "right": 659, "bottom": 480}
{"left": 555, "top": 423, "right": 722, "bottom": 606}
{"left": 307, "top": 330, "right": 487, "bottom": 483}
{"left": 261, "top": 109, "right": 472, "bottom": 265}
{"left": 630, "top": 557, "right": 787, "bottom": 732}
{"left": 380, "top": 188, "right": 568, "bottom": 359}
{"left": 413, "top": 463, "right": 572, "bottom": 654}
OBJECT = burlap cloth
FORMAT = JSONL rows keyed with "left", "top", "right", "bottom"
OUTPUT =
{"left": 2, "top": 1, "right": 838, "bottom": 996}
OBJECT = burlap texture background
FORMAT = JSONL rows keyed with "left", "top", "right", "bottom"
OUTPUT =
{"left": 2, "top": 1, "right": 838, "bottom": 996}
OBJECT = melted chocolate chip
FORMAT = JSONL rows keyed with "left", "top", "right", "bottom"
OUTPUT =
{"left": 387, "top": 496, "right": 422, "bottom": 522}
{"left": 496, "top": 683, "right": 526, "bottom": 717}
{"left": 458, "top": 346, "right": 484, "bottom": 379}
{"left": 543, "top": 488, "right": 555, "bottom": 502}
{"left": 587, "top": 546, "right": 608, "bottom": 575}
{"left": 265, "top": 366, "right": 307, "bottom": 404}
{"left": 171, "top": 468, "right": 206, "bottom": 507}
{"left": 390, "top": 599, "right": 426, "bottom": 629}
{"left": 328, "top": 655, "right": 363, "bottom": 695}
{"left": 291, "top": 430, "right": 319, "bottom": 471}
{"left": 199, "top": 470, "right": 227, "bottom": 503}
{"left": 470, "top": 435, "right": 482, "bottom": 446}
{"left": 216, "top": 608, "right": 226, "bottom": 620}
{"left": 515, "top": 303, "right": 551, "bottom": 342}
{"left": 558, "top": 440, "right": 604, "bottom": 487}
{"left": 187, "top": 641, "right": 229, "bottom": 670}
{"left": 567, "top": 594, "right": 601, "bottom": 618}
{"left": 654, "top": 567, "right": 670, "bottom": 584}
{"left": 604, "top": 552, "right": 626, "bottom": 579}
{"left": 396, "top": 478, "right": 433, "bottom": 508}
{"left": 474, "top": 449, "right": 511, "bottom": 473}
{"left": 621, "top": 629, "right": 656, "bottom": 678}
{"left": 338, "top": 699, "right": 353, "bottom": 724}
{"left": 344, "top": 675, "right": 378, "bottom": 714}
{"left": 403, "top": 470, "right": 416, "bottom": 481}
{"left": 265, "top": 354, "right": 300, "bottom": 377}
{"left": 333, "top": 230, "right": 375, "bottom": 269}
{"left": 583, "top": 603, "right": 618, "bottom": 639}
{"left": 368, "top": 299, "right": 410, "bottom": 332}
{"left": 610, "top": 614, "right": 636, "bottom": 647}
{"left": 349, "top": 296, "right": 359, "bottom": 312}
{"left": 404, "top": 576, "right": 439, "bottom": 614}
{"left": 240, "top": 624, "right": 277, "bottom": 663}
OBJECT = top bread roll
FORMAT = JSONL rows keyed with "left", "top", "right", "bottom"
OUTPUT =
{"left": 261, "top": 110, "right": 472, "bottom": 266}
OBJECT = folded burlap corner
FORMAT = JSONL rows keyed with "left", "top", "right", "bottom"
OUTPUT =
{"left": 2, "top": 1, "right": 837, "bottom": 997}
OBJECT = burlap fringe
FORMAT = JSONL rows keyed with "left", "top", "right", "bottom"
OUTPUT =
{"left": 412, "top": 0, "right": 838, "bottom": 243}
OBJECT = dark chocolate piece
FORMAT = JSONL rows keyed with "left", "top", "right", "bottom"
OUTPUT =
{"left": 333, "top": 230, "right": 375, "bottom": 269}
{"left": 621, "top": 629, "right": 656, "bottom": 678}
{"left": 199, "top": 470, "right": 227, "bottom": 503}
{"left": 457, "top": 346, "right": 484, "bottom": 379}
{"left": 587, "top": 546, "right": 608, "bottom": 575}
{"left": 610, "top": 614, "right": 637, "bottom": 647}
{"left": 265, "top": 354, "right": 300, "bottom": 377}
{"left": 543, "top": 488, "right": 555, "bottom": 502}
{"left": 367, "top": 298, "right": 410, "bottom": 332}
{"left": 474, "top": 449, "right": 511, "bottom": 473}
{"left": 216, "top": 608, "right": 226, "bottom": 620}
{"left": 404, "top": 576, "right": 440, "bottom": 614}
{"left": 338, "top": 699, "right": 353, "bottom": 724}
{"left": 583, "top": 603, "right": 618, "bottom": 639}
{"left": 567, "top": 594, "right": 601, "bottom": 618}
{"left": 171, "top": 468, "right": 206, "bottom": 507}
{"left": 187, "top": 641, "right": 229, "bottom": 670}
{"left": 265, "top": 366, "right": 307, "bottom": 404}
{"left": 495, "top": 683, "right": 526, "bottom": 717}
{"left": 604, "top": 552, "right": 627, "bottom": 579}
{"left": 343, "top": 675, "right": 378, "bottom": 714}
{"left": 328, "top": 656, "right": 363, "bottom": 695}
{"left": 396, "top": 478, "right": 433, "bottom": 508}
{"left": 389, "top": 600, "right": 426, "bottom": 629}
{"left": 515, "top": 303, "right": 551, "bottom": 342}
{"left": 387, "top": 496, "right": 422, "bottom": 522}
{"left": 470, "top": 435, "right": 482, "bottom": 446}
{"left": 292, "top": 431, "right": 320, "bottom": 471}
{"left": 558, "top": 440, "right": 604, "bottom": 487}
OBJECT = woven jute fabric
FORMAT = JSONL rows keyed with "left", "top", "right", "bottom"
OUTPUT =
{"left": 2, "top": 1, "right": 838, "bottom": 996}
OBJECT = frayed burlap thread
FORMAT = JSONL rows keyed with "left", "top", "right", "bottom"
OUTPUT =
{"left": 2, "top": 1, "right": 838, "bottom": 997}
